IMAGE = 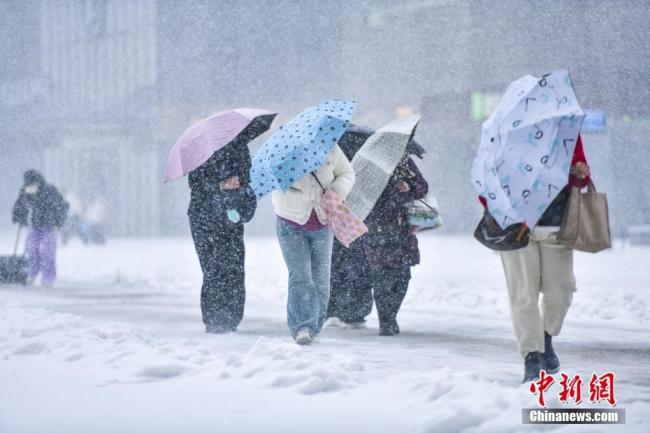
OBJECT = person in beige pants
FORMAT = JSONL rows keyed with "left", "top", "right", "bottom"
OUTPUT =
{"left": 498, "top": 138, "right": 591, "bottom": 383}
{"left": 500, "top": 229, "right": 576, "bottom": 372}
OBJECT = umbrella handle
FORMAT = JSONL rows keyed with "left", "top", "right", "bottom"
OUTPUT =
{"left": 311, "top": 172, "right": 326, "bottom": 192}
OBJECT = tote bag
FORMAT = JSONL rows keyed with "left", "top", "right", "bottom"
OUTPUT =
{"left": 321, "top": 190, "right": 368, "bottom": 248}
{"left": 311, "top": 173, "right": 368, "bottom": 248}
{"left": 558, "top": 180, "right": 611, "bottom": 253}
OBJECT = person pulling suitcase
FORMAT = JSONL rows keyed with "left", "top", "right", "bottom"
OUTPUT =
{"left": 12, "top": 170, "right": 68, "bottom": 287}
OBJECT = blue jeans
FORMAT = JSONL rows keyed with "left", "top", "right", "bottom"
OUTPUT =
{"left": 276, "top": 218, "right": 334, "bottom": 338}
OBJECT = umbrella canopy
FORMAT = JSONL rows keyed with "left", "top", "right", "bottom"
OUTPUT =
{"left": 250, "top": 100, "right": 356, "bottom": 198}
{"left": 346, "top": 114, "right": 421, "bottom": 221}
{"left": 470, "top": 68, "right": 585, "bottom": 229}
{"left": 338, "top": 124, "right": 426, "bottom": 161}
{"left": 165, "top": 108, "right": 276, "bottom": 182}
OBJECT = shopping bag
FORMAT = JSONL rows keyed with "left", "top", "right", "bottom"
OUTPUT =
{"left": 322, "top": 190, "right": 368, "bottom": 248}
{"left": 406, "top": 195, "right": 443, "bottom": 231}
{"left": 558, "top": 180, "right": 611, "bottom": 253}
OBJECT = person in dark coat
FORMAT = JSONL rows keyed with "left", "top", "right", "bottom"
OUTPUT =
{"left": 188, "top": 137, "right": 256, "bottom": 334}
{"left": 327, "top": 127, "right": 429, "bottom": 330}
{"left": 326, "top": 125, "right": 374, "bottom": 326}
{"left": 12, "top": 170, "right": 68, "bottom": 286}
{"left": 361, "top": 157, "right": 428, "bottom": 335}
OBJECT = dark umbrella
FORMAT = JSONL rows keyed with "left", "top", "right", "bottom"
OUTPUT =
{"left": 337, "top": 124, "right": 374, "bottom": 160}
{"left": 407, "top": 138, "right": 426, "bottom": 159}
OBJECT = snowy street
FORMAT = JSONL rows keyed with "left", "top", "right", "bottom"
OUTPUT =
{"left": 1, "top": 233, "right": 648, "bottom": 433}
{"left": 2, "top": 1, "right": 649, "bottom": 432}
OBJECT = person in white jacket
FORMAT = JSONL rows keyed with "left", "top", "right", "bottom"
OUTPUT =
{"left": 273, "top": 145, "right": 355, "bottom": 345}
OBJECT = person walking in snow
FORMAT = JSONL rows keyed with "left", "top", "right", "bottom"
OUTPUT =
{"left": 358, "top": 156, "right": 428, "bottom": 335}
{"left": 326, "top": 125, "right": 374, "bottom": 327}
{"left": 188, "top": 136, "right": 257, "bottom": 334}
{"left": 12, "top": 170, "right": 68, "bottom": 286}
{"left": 273, "top": 144, "right": 355, "bottom": 345}
{"left": 490, "top": 135, "right": 591, "bottom": 382}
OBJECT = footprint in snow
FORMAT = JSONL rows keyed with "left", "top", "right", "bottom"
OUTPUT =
{"left": 13, "top": 342, "right": 48, "bottom": 355}
{"left": 137, "top": 365, "right": 188, "bottom": 380}
{"left": 65, "top": 352, "right": 83, "bottom": 362}
{"left": 269, "top": 374, "right": 310, "bottom": 388}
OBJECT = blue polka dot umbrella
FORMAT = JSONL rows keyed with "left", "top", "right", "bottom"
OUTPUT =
{"left": 251, "top": 100, "right": 356, "bottom": 198}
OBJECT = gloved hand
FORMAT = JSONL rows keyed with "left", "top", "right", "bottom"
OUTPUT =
{"left": 212, "top": 193, "right": 241, "bottom": 224}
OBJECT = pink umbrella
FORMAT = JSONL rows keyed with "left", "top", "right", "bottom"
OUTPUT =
{"left": 165, "top": 108, "right": 276, "bottom": 182}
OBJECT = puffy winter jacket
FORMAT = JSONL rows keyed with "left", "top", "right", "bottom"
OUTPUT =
{"left": 272, "top": 145, "right": 355, "bottom": 225}
{"left": 12, "top": 171, "right": 68, "bottom": 229}
{"left": 188, "top": 138, "right": 256, "bottom": 231}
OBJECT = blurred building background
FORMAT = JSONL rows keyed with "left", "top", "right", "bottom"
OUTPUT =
{"left": 1, "top": 0, "right": 648, "bottom": 236}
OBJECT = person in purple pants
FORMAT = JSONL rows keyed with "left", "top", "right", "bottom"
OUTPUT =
{"left": 12, "top": 170, "right": 68, "bottom": 286}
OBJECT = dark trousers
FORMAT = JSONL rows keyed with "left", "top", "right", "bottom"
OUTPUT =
{"left": 189, "top": 216, "right": 245, "bottom": 329}
{"left": 370, "top": 266, "right": 411, "bottom": 324}
{"left": 328, "top": 240, "right": 411, "bottom": 324}
{"left": 327, "top": 240, "right": 373, "bottom": 323}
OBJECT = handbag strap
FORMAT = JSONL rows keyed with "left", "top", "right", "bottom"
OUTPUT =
{"left": 416, "top": 198, "right": 436, "bottom": 211}
{"left": 311, "top": 172, "right": 326, "bottom": 192}
{"left": 586, "top": 179, "right": 597, "bottom": 194}
{"left": 515, "top": 224, "right": 529, "bottom": 241}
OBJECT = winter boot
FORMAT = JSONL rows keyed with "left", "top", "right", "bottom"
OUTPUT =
{"left": 295, "top": 328, "right": 313, "bottom": 346}
{"left": 206, "top": 324, "right": 234, "bottom": 334}
{"left": 523, "top": 351, "right": 544, "bottom": 383}
{"left": 543, "top": 332, "right": 560, "bottom": 374}
{"left": 379, "top": 319, "right": 399, "bottom": 336}
{"left": 345, "top": 320, "right": 367, "bottom": 329}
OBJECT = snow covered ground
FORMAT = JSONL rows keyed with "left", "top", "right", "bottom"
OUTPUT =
{"left": 1, "top": 232, "right": 649, "bottom": 433}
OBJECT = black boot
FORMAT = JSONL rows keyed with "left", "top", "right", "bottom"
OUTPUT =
{"left": 523, "top": 351, "right": 544, "bottom": 383}
{"left": 206, "top": 324, "right": 236, "bottom": 334}
{"left": 343, "top": 318, "right": 367, "bottom": 329}
{"left": 542, "top": 332, "right": 560, "bottom": 374}
{"left": 379, "top": 318, "right": 399, "bottom": 336}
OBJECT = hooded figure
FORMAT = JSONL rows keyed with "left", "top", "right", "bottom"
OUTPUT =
{"left": 188, "top": 137, "right": 256, "bottom": 334}
{"left": 12, "top": 170, "right": 68, "bottom": 285}
{"left": 326, "top": 125, "right": 375, "bottom": 326}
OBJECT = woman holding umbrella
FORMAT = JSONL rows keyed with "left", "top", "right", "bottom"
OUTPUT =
{"left": 343, "top": 115, "right": 427, "bottom": 335}
{"left": 273, "top": 145, "right": 355, "bottom": 345}
{"left": 166, "top": 108, "right": 276, "bottom": 334}
{"left": 326, "top": 123, "right": 429, "bottom": 330}
{"left": 493, "top": 135, "right": 590, "bottom": 382}
{"left": 251, "top": 100, "right": 356, "bottom": 345}
{"left": 360, "top": 156, "right": 428, "bottom": 335}
{"left": 187, "top": 137, "right": 255, "bottom": 334}
{"left": 471, "top": 69, "right": 593, "bottom": 382}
